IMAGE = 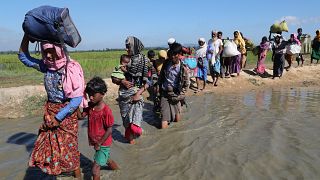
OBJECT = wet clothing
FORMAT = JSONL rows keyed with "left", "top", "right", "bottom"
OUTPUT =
{"left": 158, "top": 60, "right": 190, "bottom": 122}
{"left": 161, "top": 95, "right": 181, "bottom": 122}
{"left": 19, "top": 43, "right": 85, "bottom": 175}
{"left": 117, "top": 37, "right": 148, "bottom": 135}
{"left": 28, "top": 102, "right": 80, "bottom": 175}
{"left": 118, "top": 87, "right": 143, "bottom": 128}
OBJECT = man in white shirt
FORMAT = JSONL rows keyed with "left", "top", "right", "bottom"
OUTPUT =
{"left": 208, "top": 30, "right": 223, "bottom": 86}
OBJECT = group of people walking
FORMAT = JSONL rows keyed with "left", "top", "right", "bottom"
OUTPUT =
{"left": 17, "top": 25, "right": 320, "bottom": 179}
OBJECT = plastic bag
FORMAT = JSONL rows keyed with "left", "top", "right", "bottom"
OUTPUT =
{"left": 286, "top": 44, "right": 301, "bottom": 55}
{"left": 270, "top": 20, "right": 289, "bottom": 33}
{"left": 222, "top": 40, "right": 241, "bottom": 57}
{"left": 279, "top": 21, "right": 289, "bottom": 32}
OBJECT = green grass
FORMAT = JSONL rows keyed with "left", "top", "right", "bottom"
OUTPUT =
{"left": 0, "top": 50, "right": 271, "bottom": 88}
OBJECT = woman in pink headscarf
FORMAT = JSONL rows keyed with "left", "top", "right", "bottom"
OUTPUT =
{"left": 18, "top": 34, "right": 86, "bottom": 178}
{"left": 256, "top": 36, "right": 270, "bottom": 75}
{"left": 285, "top": 33, "right": 301, "bottom": 69}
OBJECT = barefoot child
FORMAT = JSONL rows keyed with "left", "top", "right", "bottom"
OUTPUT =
{"left": 78, "top": 77, "right": 119, "bottom": 180}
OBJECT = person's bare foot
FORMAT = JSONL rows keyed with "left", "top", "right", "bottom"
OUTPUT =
{"left": 129, "top": 139, "right": 136, "bottom": 145}
{"left": 162, "top": 121, "right": 169, "bottom": 129}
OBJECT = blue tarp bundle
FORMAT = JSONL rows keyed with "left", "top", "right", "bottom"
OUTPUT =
{"left": 23, "top": 6, "right": 81, "bottom": 48}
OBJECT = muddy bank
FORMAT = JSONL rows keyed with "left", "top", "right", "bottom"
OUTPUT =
{"left": 0, "top": 64, "right": 319, "bottom": 119}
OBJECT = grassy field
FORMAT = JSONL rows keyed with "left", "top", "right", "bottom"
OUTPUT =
{"left": 0, "top": 50, "right": 271, "bottom": 88}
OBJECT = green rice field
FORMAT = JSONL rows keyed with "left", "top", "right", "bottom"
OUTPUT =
{"left": 0, "top": 50, "right": 272, "bottom": 88}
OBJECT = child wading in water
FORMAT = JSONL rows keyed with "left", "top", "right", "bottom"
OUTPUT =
{"left": 78, "top": 77, "right": 119, "bottom": 180}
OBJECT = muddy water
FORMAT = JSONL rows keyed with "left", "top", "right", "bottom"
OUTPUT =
{"left": 1, "top": 88, "right": 320, "bottom": 180}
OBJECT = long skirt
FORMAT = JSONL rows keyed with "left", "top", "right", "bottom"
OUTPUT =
{"left": 256, "top": 53, "right": 266, "bottom": 74}
{"left": 118, "top": 87, "right": 143, "bottom": 128}
{"left": 311, "top": 49, "right": 320, "bottom": 60}
{"left": 29, "top": 102, "right": 80, "bottom": 175}
{"left": 231, "top": 54, "right": 241, "bottom": 74}
{"left": 273, "top": 53, "right": 285, "bottom": 77}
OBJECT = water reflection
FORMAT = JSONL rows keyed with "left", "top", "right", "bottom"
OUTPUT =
{"left": 1, "top": 88, "right": 320, "bottom": 179}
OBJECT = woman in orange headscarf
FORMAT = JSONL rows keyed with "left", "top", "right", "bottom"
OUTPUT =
{"left": 233, "top": 31, "right": 247, "bottom": 70}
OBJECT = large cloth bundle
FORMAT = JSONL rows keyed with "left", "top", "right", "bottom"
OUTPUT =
{"left": 23, "top": 6, "right": 81, "bottom": 48}
{"left": 270, "top": 20, "right": 289, "bottom": 33}
{"left": 286, "top": 44, "right": 301, "bottom": 55}
{"left": 222, "top": 40, "right": 241, "bottom": 57}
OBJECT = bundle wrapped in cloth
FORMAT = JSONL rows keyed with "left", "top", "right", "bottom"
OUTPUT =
{"left": 222, "top": 40, "right": 241, "bottom": 57}
{"left": 286, "top": 44, "right": 301, "bottom": 55}
{"left": 23, "top": 5, "right": 81, "bottom": 47}
{"left": 270, "top": 20, "right": 289, "bottom": 33}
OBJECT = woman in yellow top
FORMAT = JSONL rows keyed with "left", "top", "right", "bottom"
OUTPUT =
{"left": 233, "top": 31, "right": 247, "bottom": 69}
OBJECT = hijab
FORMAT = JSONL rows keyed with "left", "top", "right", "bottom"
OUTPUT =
{"left": 41, "top": 42, "right": 87, "bottom": 107}
{"left": 125, "top": 36, "right": 144, "bottom": 55}
{"left": 234, "top": 31, "right": 246, "bottom": 54}
{"left": 291, "top": 33, "right": 301, "bottom": 46}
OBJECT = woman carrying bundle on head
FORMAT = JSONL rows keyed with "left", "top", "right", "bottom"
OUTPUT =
{"left": 18, "top": 34, "right": 86, "bottom": 178}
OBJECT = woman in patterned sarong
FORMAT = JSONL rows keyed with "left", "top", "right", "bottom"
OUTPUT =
{"left": 112, "top": 36, "right": 150, "bottom": 144}
{"left": 18, "top": 34, "right": 86, "bottom": 178}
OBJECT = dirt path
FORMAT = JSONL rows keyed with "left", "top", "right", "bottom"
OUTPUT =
{"left": 0, "top": 64, "right": 319, "bottom": 119}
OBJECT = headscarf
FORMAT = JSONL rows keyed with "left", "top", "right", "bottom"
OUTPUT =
{"left": 233, "top": 31, "right": 246, "bottom": 54}
{"left": 41, "top": 42, "right": 87, "bottom": 107}
{"left": 315, "top": 29, "right": 320, "bottom": 41}
{"left": 125, "top": 36, "right": 144, "bottom": 55}
{"left": 259, "top": 41, "right": 270, "bottom": 51}
{"left": 158, "top": 50, "right": 167, "bottom": 59}
{"left": 291, "top": 33, "right": 301, "bottom": 46}
{"left": 196, "top": 38, "right": 207, "bottom": 58}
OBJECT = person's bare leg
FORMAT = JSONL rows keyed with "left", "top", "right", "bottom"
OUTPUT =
{"left": 202, "top": 80, "right": 206, "bottom": 90}
{"left": 92, "top": 162, "right": 100, "bottom": 180}
{"left": 162, "top": 120, "right": 169, "bottom": 129}
{"left": 107, "top": 159, "right": 120, "bottom": 170}
{"left": 174, "top": 113, "right": 181, "bottom": 122}
{"left": 241, "top": 55, "right": 247, "bottom": 69}
{"left": 196, "top": 77, "right": 200, "bottom": 90}
{"left": 74, "top": 167, "right": 82, "bottom": 179}
{"left": 214, "top": 75, "right": 219, "bottom": 86}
